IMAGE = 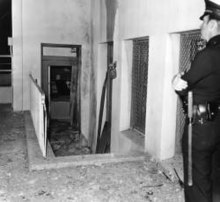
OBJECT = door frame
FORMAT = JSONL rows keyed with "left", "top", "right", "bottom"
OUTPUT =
{"left": 41, "top": 43, "right": 81, "bottom": 132}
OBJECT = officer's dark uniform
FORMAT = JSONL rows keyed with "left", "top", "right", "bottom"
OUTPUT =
{"left": 175, "top": 1, "right": 220, "bottom": 201}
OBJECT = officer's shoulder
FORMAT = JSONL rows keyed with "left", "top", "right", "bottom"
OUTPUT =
{"left": 194, "top": 49, "right": 208, "bottom": 58}
{"left": 195, "top": 47, "right": 217, "bottom": 59}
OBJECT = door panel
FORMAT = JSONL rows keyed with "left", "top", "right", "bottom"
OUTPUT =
{"left": 70, "top": 63, "right": 78, "bottom": 128}
{"left": 42, "top": 57, "right": 80, "bottom": 131}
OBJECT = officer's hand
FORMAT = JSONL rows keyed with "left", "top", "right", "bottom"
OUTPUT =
{"left": 172, "top": 73, "right": 188, "bottom": 91}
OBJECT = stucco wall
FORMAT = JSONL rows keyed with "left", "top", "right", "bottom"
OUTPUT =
{"left": 12, "top": 0, "right": 23, "bottom": 110}
{"left": 118, "top": 0, "right": 203, "bottom": 38}
{"left": 12, "top": 0, "right": 92, "bottom": 139}
{"left": 93, "top": 0, "right": 205, "bottom": 159}
{"left": 12, "top": 0, "right": 207, "bottom": 159}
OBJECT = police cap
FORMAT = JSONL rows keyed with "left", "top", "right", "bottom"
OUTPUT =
{"left": 200, "top": 0, "right": 220, "bottom": 20}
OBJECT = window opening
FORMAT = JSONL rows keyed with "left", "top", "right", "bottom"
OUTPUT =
{"left": 176, "top": 30, "right": 205, "bottom": 153}
{"left": 130, "top": 38, "right": 149, "bottom": 134}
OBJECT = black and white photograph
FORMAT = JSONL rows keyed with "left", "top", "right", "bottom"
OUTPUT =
{"left": 0, "top": 0, "right": 220, "bottom": 201}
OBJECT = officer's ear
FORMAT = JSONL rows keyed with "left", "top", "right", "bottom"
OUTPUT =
{"left": 208, "top": 19, "right": 218, "bottom": 31}
{"left": 215, "top": 20, "right": 220, "bottom": 32}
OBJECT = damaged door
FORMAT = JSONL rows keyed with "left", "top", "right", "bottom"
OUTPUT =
{"left": 96, "top": 42, "right": 114, "bottom": 153}
{"left": 70, "top": 61, "right": 80, "bottom": 132}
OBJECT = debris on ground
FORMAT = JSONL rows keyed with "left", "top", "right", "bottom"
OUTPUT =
{"left": 48, "top": 120, "right": 91, "bottom": 156}
{"left": 0, "top": 105, "right": 184, "bottom": 201}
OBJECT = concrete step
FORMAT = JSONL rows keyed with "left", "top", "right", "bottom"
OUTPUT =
{"left": 24, "top": 111, "right": 146, "bottom": 171}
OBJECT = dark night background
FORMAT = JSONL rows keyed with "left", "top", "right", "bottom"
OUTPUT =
{"left": 0, "top": 0, "right": 11, "bottom": 55}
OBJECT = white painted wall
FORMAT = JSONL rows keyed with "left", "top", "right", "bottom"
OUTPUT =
{"left": 12, "top": 0, "right": 23, "bottom": 110}
{"left": 12, "top": 0, "right": 92, "bottom": 139}
{"left": 30, "top": 75, "right": 47, "bottom": 157}
{"left": 118, "top": 0, "right": 203, "bottom": 38}
{"left": 11, "top": 0, "right": 207, "bottom": 159}
{"left": 93, "top": 0, "right": 206, "bottom": 159}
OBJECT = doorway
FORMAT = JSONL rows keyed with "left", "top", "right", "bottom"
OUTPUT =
{"left": 41, "top": 43, "right": 81, "bottom": 130}
{"left": 41, "top": 44, "right": 91, "bottom": 156}
{"left": 49, "top": 65, "right": 72, "bottom": 120}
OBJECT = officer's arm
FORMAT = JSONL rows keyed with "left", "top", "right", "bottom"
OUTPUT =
{"left": 172, "top": 73, "right": 188, "bottom": 91}
{"left": 173, "top": 50, "right": 212, "bottom": 95}
{"left": 182, "top": 50, "right": 212, "bottom": 87}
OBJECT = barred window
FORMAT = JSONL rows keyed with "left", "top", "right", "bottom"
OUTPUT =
{"left": 130, "top": 38, "right": 149, "bottom": 134}
{"left": 176, "top": 30, "right": 204, "bottom": 153}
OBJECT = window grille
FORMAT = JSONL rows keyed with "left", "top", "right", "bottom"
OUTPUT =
{"left": 176, "top": 30, "right": 205, "bottom": 153}
{"left": 131, "top": 38, "right": 149, "bottom": 134}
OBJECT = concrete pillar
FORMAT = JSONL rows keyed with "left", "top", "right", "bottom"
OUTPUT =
{"left": 146, "top": 33, "right": 180, "bottom": 160}
{"left": 12, "top": 0, "right": 23, "bottom": 111}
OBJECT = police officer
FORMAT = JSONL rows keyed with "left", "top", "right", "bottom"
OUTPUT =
{"left": 172, "top": 0, "right": 220, "bottom": 201}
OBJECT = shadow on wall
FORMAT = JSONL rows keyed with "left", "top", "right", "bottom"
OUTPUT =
{"left": 105, "top": 0, "right": 118, "bottom": 41}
